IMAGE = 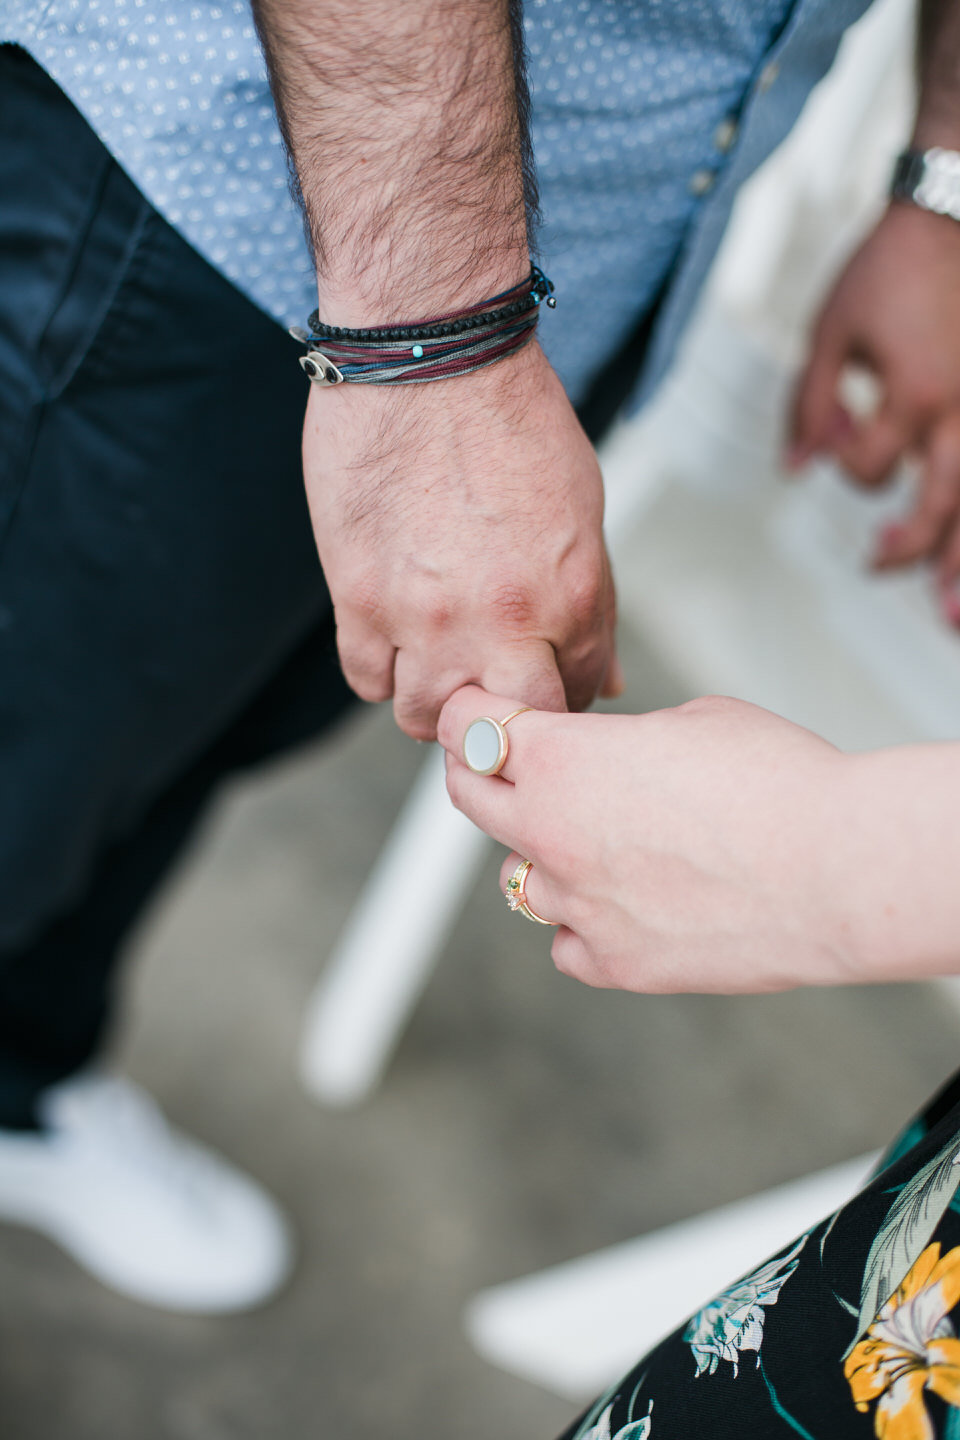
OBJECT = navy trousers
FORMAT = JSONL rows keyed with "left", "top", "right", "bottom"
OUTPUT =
{"left": 0, "top": 45, "right": 653, "bottom": 1130}
{"left": 0, "top": 47, "right": 356, "bottom": 1126}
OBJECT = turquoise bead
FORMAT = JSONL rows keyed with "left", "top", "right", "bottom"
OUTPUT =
{"left": 412, "top": 344, "right": 424, "bottom": 358}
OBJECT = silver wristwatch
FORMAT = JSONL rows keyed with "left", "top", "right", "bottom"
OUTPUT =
{"left": 891, "top": 148, "right": 960, "bottom": 222}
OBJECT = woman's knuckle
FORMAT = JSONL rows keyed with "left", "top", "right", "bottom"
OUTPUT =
{"left": 446, "top": 768, "right": 467, "bottom": 812}
{"left": 551, "top": 936, "right": 579, "bottom": 979}
{"left": 542, "top": 836, "right": 576, "bottom": 886}
{"left": 528, "top": 725, "right": 565, "bottom": 776}
{"left": 677, "top": 693, "right": 734, "bottom": 721}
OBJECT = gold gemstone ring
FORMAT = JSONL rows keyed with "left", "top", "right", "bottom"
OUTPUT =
{"left": 505, "top": 858, "right": 555, "bottom": 926}
{"left": 463, "top": 707, "right": 532, "bottom": 777}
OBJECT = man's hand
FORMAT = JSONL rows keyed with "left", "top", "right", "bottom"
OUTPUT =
{"left": 304, "top": 341, "right": 617, "bottom": 739}
{"left": 252, "top": 0, "right": 616, "bottom": 729}
{"left": 789, "top": 203, "right": 960, "bottom": 620}
{"left": 789, "top": 0, "right": 960, "bottom": 624}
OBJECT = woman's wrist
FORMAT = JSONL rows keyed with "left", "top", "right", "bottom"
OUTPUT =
{"left": 828, "top": 744, "right": 960, "bottom": 985}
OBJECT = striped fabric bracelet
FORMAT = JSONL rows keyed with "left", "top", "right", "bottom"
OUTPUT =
{"left": 290, "top": 266, "right": 555, "bottom": 387}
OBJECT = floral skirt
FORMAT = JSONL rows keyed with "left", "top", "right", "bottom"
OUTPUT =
{"left": 559, "top": 1067, "right": 960, "bottom": 1440}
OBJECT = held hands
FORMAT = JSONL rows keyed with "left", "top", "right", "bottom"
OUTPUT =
{"left": 790, "top": 204, "right": 960, "bottom": 623}
{"left": 439, "top": 686, "right": 861, "bottom": 995}
{"left": 301, "top": 342, "right": 619, "bottom": 739}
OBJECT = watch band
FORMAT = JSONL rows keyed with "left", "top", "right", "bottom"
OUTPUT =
{"left": 891, "top": 147, "right": 960, "bottom": 223}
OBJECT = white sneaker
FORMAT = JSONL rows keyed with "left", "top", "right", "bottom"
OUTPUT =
{"left": 0, "top": 1073, "right": 293, "bottom": 1313}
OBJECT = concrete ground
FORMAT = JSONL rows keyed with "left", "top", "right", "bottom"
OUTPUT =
{"left": 1, "top": 618, "right": 958, "bottom": 1440}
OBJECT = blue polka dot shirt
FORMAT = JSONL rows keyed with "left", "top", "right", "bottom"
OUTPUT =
{"left": 3, "top": 0, "right": 872, "bottom": 408}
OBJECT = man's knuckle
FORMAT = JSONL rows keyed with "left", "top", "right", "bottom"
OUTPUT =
{"left": 348, "top": 575, "right": 389, "bottom": 627}
{"left": 559, "top": 640, "right": 606, "bottom": 697}
{"left": 566, "top": 565, "right": 605, "bottom": 626}
{"left": 338, "top": 647, "right": 392, "bottom": 703}
{"left": 347, "top": 672, "right": 392, "bottom": 703}
{"left": 398, "top": 716, "right": 437, "bottom": 742}
{"left": 841, "top": 455, "right": 886, "bottom": 488}
{"left": 411, "top": 586, "right": 453, "bottom": 632}
{"left": 926, "top": 493, "right": 956, "bottom": 525}
{"left": 395, "top": 708, "right": 436, "bottom": 742}
{"left": 393, "top": 691, "right": 439, "bottom": 741}
{"left": 909, "top": 380, "right": 949, "bottom": 419}
{"left": 490, "top": 582, "right": 536, "bottom": 630}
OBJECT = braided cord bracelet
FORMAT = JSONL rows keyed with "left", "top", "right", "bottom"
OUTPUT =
{"left": 290, "top": 265, "right": 556, "bottom": 387}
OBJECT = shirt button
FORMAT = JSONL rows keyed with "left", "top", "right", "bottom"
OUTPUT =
{"left": 689, "top": 168, "right": 715, "bottom": 197}
{"left": 757, "top": 60, "right": 780, "bottom": 92}
{"left": 714, "top": 117, "right": 738, "bottom": 153}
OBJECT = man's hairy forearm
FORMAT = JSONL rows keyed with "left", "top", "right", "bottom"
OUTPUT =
{"left": 252, "top": 0, "right": 538, "bottom": 324}
{"left": 915, "top": 0, "right": 960, "bottom": 145}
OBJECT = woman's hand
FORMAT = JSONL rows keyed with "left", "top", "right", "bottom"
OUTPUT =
{"left": 440, "top": 687, "right": 960, "bottom": 995}
{"left": 440, "top": 687, "right": 861, "bottom": 993}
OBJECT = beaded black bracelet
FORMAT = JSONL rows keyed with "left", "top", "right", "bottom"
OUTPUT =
{"left": 290, "top": 266, "right": 556, "bottom": 387}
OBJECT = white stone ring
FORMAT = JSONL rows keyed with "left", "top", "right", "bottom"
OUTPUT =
{"left": 462, "top": 707, "right": 532, "bottom": 777}
{"left": 505, "top": 858, "right": 555, "bottom": 925}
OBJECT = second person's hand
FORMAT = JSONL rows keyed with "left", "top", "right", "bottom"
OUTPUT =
{"left": 436, "top": 685, "right": 933, "bottom": 996}
{"left": 789, "top": 203, "right": 960, "bottom": 623}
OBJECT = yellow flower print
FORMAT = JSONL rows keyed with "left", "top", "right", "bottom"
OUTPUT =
{"left": 844, "top": 1242, "right": 960, "bottom": 1440}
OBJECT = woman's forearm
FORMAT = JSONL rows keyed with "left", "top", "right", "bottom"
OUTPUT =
{"left": 839, "top": 743, "right": 960, "bottom": 982}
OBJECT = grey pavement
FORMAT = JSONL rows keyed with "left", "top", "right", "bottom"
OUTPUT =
{"left": 1, "top": 619, "right": 957, "bottom": 1440}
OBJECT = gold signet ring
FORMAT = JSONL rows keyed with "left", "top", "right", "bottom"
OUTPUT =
{"left": 463, "top": 708, "right": 532, "bottom": 776}
{"left": 505, "top": 858, "right": 555, "bottom": 925}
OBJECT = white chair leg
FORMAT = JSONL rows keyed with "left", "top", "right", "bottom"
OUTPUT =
{"left": 464, "top": 1152, "right": 879, "bottom": 1402}
{"left": 299, "top": 745, "right": 489, "bottom": 1107}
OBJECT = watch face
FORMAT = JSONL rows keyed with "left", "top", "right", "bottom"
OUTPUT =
{"left": 894, "top": 148, "right": 960, "bottom": 222}
{"left": 916, "top": 148, "right": 960, "bottom": 219}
